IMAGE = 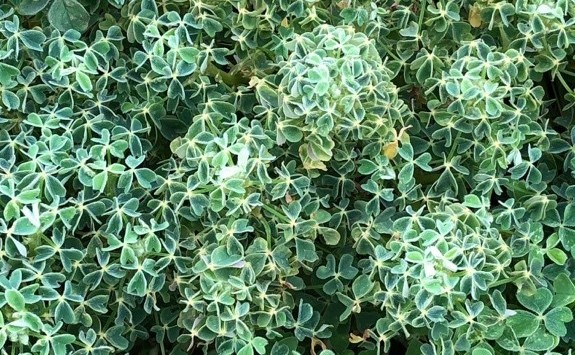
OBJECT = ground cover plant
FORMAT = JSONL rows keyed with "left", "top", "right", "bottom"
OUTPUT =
{"left": 2, "top": 0, "right": 575, "bottom": 354}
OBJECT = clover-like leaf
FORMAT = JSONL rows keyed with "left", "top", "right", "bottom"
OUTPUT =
{"left": 552, "top": 274, "right": 575, "bottom": 307}
{"left": 5, "top": 289, "right": 26, "bottom": 311}
{"left": 517, "top": 288, "right": 552, "bottom": 314}
{"left": 544, "top": 307, "right": 573, "bottom": 337}
{"left": 48, "top": 0, "right": 90, "bottom": 32}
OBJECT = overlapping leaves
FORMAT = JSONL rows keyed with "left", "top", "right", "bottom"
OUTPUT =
{"left": 1, "top": 0, "right": 575, "bottom": 354}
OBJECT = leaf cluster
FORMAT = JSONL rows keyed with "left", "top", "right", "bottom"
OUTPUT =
{"left": 1, "top": 0, "right": 575, "bottom": 354}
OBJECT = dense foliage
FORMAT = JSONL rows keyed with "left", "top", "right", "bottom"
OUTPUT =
{"left": 2, "top": 0, "right": 575, "bottom": 354}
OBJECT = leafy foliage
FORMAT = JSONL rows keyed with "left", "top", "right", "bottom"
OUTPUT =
{"left": 1, "top": 0, "right": 575, "bottom": 354}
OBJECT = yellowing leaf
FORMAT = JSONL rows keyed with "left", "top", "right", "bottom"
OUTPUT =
{"left": 469, "top": 5, "right": 482, "bottom": 28}
{"left": 398, "top": 125, "right": 412, "bottom": 144}
{"left": 310, "top": 338, "right": 327, "bottom": 355}
{"left": 300, "top": 145, "right": 328, "bottom": 171}
{"left": 349, "top": 333, "right": 364, "bottom": 343}
{"left": 383, "top": 140, "right": 399, "bottom": 159}
{"left": 337, "top": 0, "right": 350, "bottom": 9}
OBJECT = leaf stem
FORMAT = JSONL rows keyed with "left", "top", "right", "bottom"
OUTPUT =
{"left": 261, "top": 204, "right": 290, "bottom": 224}
{"left": 205, "top": 62, "right": 250, "bottom": 87}
{"left": 418, "top": 0, "right": 427, "bottom": 29}
{"left": 556, "top": 71, "right": 575, "bottom": 96}
{"left": 489, "top": 276, "right": 518, "bottom": 288}
{"left": 261, "top": 217, "right": 273, "bottom": 246}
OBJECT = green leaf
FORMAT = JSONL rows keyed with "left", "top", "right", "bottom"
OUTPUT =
{"left": 552, "top": 274, "right": 575, "bottom": 307}
{"left": 2, "top": 91, "right": 20, "bottom": 110}
{"left": 0, "top": 64, "right": 19, "bottom": 86}
{"left": 517, "top": 288, "right": 552, "bottom": 314}
{"left": 211, "top": 246, "right": 242, "bottom": 268}
{"left": 338, "top": 254, "right": 358, "bottom": 280}
{"left": 127, "top": 270, "right": 147, "bottom": 296}
{"left": 352, "top": 275, "right": 374, "bottom": 298}
{"left": 496, "top": 327, "right": 520, "bottom": 351}
{"left": 76, "top": 71, "right": 93, "bottom": 92}
{"left": 48, "top": 0, "right": 90, "bottom": 32}
{"left": 12, "top": 217, "right": 38, "bottom": 236}
{"left": 506, "top": 310, "right": 539, "bottom": 338}
{"left": 295, "top": 238, "right": 318, "bottom": 262}
{"left": 318, "top": 227, "right": 340, "bottom": 245}
{"left": 46, "top": 175, "right": 67, "bottom": 198}
{"left": 92, "top": 171, "right": 108, "bottom": 192}
{"left": 564, "top": 204, "right": 575, "bottom": 226}
{"left": 179, "top": 47, "right": 200, "bottom": 63}
{"left": 85, "top": 295, "right": 109, "bottom": 313}
{"left": 547, "top": 247, "right": 567, "bottom": 265}
{"left": 51, "top": 334, "right": 76, "bottom": 354}
{"left": 16, "top": 0, "right": 51, "bottom": 15}
{"left": 544, "top": 307, "right": 573, "bottom": 337}
{"left": 106, "top": 325, "right": 129, "bottom": 349}
{"left": 523, "top": 326, "right": 555, "bottom": 352}
{"left": 463, "top": 194, "right": 483, "bottom": 208}
{"left": 19, "top": 30, "right": 46, "bottom": 51}
{"left": 238, "top": 344, "right": 254, "bottom": 355}
{"left": 135, "top": 168, "right": 156, "bottom": 188}
{"left": 280, "top": 125, "right": 303, "bottom": 143}
{"left": 252, "top": 337, "right": 268, "bottom": 354}
{"left": 5, "top": 289, "right": 26, "bottom": 311}
{"left": 421, "top": 278, "right": 444, "bottom": 295}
